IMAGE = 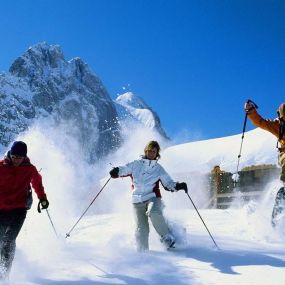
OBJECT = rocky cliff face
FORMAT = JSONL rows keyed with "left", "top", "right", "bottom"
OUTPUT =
{"left": 0, "top": 42, "right": 120, "bottom": 160}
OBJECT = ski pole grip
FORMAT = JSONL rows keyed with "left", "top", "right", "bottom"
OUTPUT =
{"left": 246, "top": 99, "right": 258, "bottom": 109}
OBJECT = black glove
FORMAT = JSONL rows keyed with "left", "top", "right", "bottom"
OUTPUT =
{"left": 109, "top": 167, "right": 119, "bottom": 178}
{"left": 175, "top": 182, "right": 188, "bottom": 193}
{"left": 37, "top": 197, "right": 49, "bottom": 213}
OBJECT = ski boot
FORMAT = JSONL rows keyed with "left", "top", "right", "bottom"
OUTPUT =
{"left": 161, "top": 233, "right": 176, "bottom": 249}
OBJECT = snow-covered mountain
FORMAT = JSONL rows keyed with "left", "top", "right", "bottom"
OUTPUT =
{"left": 0, "top": 43, "right": 169, "bottom": 161}
{"left": 0, "top": 42, "right": 120, "bottom": 160}
{"left": 115, "top": 91, "right": 169, "bottom": 140}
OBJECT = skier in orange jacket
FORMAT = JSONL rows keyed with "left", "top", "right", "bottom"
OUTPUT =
{"left": 245, "top": 101, "right": 285, "bottom": 226}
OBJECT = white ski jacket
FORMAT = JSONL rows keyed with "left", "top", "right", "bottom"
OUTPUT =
{"left": 118, "top": 158, "right": 177, "bottom": 204}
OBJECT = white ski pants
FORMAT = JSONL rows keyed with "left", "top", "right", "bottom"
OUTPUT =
{"left": 133, "top": 197, "right": 169, "bottom": 251}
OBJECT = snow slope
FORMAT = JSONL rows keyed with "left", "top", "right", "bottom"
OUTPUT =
{"left": 14, "top": 206, "right": 285, "bottom": 285}
{"left": 161, "top": 128, "right": 278, "bottom": 174}
{"left": 5, "top": 126, "right": 285, "bottom": 284}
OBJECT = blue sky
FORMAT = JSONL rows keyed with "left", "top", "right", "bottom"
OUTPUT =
{"left": 0, "top": 0, "right": 285, "bottom": 141}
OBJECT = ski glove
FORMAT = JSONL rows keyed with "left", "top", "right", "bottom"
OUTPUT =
{"left": 37, "top": 197, "right": 49, "bottom": 213}
{"left": 109, "top": 167, "right": 119, "bottom": 178}
{"left": 175, "top": 182, "right": 188, "bottom": 193}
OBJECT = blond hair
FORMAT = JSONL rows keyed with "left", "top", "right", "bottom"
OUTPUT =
{"left": 144, "top": 140, "right": 161, "bottom": 159}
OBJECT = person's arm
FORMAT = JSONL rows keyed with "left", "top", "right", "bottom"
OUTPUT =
{"left": 109, "top": 161, "right": 134, "bottom": 178}
{"left": 30, "top": 166, "right": 46, "bottom": 199}
{"left": 31, "top": 166, "right": 49, "bottom": 211}
{"left": 245, "top": 102, "right": 279, "bottom": 137}
{"left": 159, "top": 166, "right": 188, "bottom": 193}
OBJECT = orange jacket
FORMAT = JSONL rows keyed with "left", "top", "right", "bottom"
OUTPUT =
{"left": 247, "top": 109, "right": 285, "bottom": 147}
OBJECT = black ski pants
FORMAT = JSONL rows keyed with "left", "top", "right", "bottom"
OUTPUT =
{"left": 0, "top": 208, "right": 27, "bottom": 279}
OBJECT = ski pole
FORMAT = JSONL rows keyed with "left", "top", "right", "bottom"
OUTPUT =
{"left": 66, "top": 177, "right": 111, "bottom": 238}
{"left": 234, "top": 99, "right": 258, "bottom": 184}
{"left": 186, "top": 192, "right": 220, "bottom": 250}
{"left": 46, "top": 209, "right": 59, "bottom": 238}
{"left": 37, "top": 198, "right": 58, "bottom": 238}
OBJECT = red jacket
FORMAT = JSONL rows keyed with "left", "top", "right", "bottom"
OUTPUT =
{"left": 0, "top": 154, "right": 46, "bottom": 210}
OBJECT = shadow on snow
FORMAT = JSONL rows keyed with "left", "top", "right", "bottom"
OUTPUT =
{"left": 173, "top": 246, "right": 285, "bottom": 275}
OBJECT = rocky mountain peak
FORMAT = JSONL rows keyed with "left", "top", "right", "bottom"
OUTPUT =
{"left": 9, "top": 42, "right": 65, "bottom": 78}
{"left": 1, "top": 42, "right": 120, "bottom": 161}
{"left": 0, "top": 42, "right": 169, "bottom": 160}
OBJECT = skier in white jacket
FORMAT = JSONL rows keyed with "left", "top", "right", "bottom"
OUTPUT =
{"left": 109, "top": 140, "right": 188, "bottom": 251}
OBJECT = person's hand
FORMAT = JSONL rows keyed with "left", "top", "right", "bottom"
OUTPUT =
{"left": 175, "top": 182, "right": 188, "bottom": 193}
{"left": 37, "top": 197, "right": 49, "bottom": 213}
{"left": 109, "top": 167, "right": 119, "bottom": 178}
{"left": 244, "top": 101, "right": 256, "bottom": 112}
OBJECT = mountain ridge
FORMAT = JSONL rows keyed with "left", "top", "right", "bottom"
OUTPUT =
{"left": 0, "top": 42, "right": 168, "bottom": 160}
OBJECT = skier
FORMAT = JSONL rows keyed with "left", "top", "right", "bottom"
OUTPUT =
{"left": 244, "top": 101, "right": 285, "bottom": 226}
{"left": 109, "top": 140, "right": 188, "bottom": 251}
{"left": 0, "top": 141, "right": 49, "bottom": 280}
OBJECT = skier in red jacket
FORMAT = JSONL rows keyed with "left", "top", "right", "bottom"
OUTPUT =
{"left": 0, "top": 141, "right": 49, "bottom": 281}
